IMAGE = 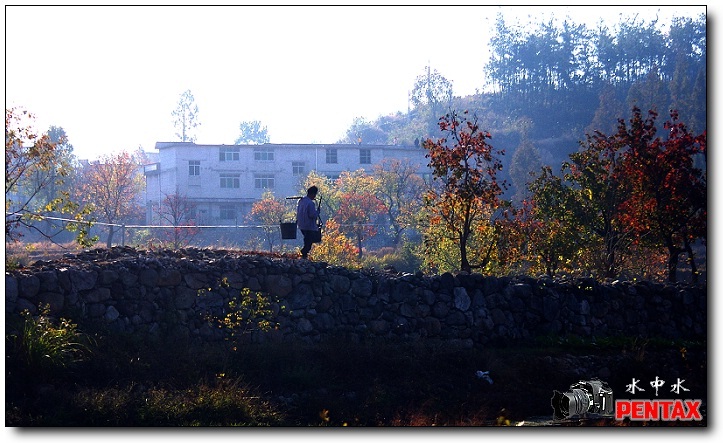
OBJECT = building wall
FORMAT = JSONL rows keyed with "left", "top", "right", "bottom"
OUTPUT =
{"left": 144, "top": 142, "right": 430, "bottom": 225}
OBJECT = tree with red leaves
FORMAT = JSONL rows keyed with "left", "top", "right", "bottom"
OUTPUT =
{"left": 422, "top": 110, "right": 506, "bottom": 273}
{"left": 617, "top": 107, "right": 706, "bottom": 283}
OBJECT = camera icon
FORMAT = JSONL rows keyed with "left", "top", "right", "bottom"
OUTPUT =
{"left": 551, "top": 378, "right": 614, "bottom": 420}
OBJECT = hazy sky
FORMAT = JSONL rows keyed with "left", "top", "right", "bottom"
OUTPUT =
{"left": 5, "top": 2, "right": 708, "bottom": 161}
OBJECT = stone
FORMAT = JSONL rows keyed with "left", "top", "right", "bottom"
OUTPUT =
{"left": 351, "top": 277, "right": 373, "bottom": 297}
{"left": 267, "top": 275, "right": 293, "bottom": 298}
{"left": 453, "top": 287, "right": 471, "bottom": 311}
{"left": 70, "top": 270, "right": 97, "bottom": 291}
{"left": 297, "top": 318, "right": 314, "bottom": 334}
{"left": 19, "top": 275, "right": 40, "bottom": 298}
{"left": 104, "top": 305, "right": 120, "bottom": 322}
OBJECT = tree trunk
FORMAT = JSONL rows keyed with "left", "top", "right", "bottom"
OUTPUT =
{"left": 357, "top": 233, "right": 363, "bottom": 260}
{"left": 604, "top": 232, "right": 617, "bottom": 279}
{"left": 106, "top": 225, "right": 115, "bottom": 249}
{"left": 459, "top": 235, "right": 471, "bottom": 273}
{"left": 667, "top": 245, "right": 681, "bottom": 283}
{"left": 684, "top": 238, "right": 699, "bottom": 284}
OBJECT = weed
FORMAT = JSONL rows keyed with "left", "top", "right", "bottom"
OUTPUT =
{"left": 6, "top": 304, "right": 94, "bottom": 380}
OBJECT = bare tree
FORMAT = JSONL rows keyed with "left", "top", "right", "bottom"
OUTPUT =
{"left": 172, "top": 89, "right": 201, "bottom": 142}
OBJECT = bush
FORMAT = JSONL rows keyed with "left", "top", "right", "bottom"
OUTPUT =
{"left": 362, "top": 241, "right": 423, "bottom": 274}
{"left": 6, "top": 305, "right": 94, "bottom": 380}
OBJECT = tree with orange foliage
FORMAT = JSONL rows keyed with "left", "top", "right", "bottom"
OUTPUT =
{"left": 307, "top": 218, "right": 359, "bottom": 267}
{"left": 422, "top": 110, "right": 506, "bottom": 273}
{"left": 333, "top": 170, "right": 386, "bottom": 260}
{"left": 78, "top": 149, "right": 146, "bottom": 248}
{"left": 249, "top": 190, "right": 288, "bottom": 253}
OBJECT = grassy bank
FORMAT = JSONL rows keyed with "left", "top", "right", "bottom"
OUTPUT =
{"left": 5, "top": 310, "right": 706, "bottom": 427}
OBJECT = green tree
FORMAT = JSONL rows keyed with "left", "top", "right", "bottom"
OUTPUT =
{"left": 5, "top": 107, "right": 94, "bottom": 246}
{"left": 340, "top": 116, "right": 388, "bottom": 145}
{"left": 560, "top": 130, "right": 635, "bottom": 278}
{"left": 524, "top": 167, "right": 588, "bottom": 277}
{"left": 235, "top": 120, "right": 269, "bottom": 145}
{"left": 626, "top": 66, "right": 669, "bottom": 121}
{"left": 172, "top": 89, "right": 201, "bottom": 142}
{"left": 585, "top": 81, "right": 625, "bottom": 136}
{"left": 508, "top": 118, "right": 543, "bottom": 204}
{"left": 422, "top": 110, "right": 506, "bottom": 273}
{"left": 411, "top": 65, "right": 454, "bottom": 138}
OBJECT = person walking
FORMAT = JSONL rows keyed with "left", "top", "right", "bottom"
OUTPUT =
{"left": 296, "top": 186, "right": 320, "bottom": 259}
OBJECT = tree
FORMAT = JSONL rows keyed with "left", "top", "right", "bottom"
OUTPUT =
{"left": 411, "top": 65, "right": 454, "bottom": 137}
{"left": 372, "top": 158, "right": 425, "bottom": 246}
{"left": 585, "top": 81, "right": 625, "bottom": 136}
{"left": 301, "top": 171, "right": 339, "bottom": 222}
{"left": 422, "top": 110, "right": 506, "bottom": 273}
{"left": 235, "top": 120, "right": 269, "bottom": 145}
{"left": 617, "top": 108, "right": 706, "bottom": 283}
{"left": 508, "top": 119, "right": 543, "bottom": 204}
{"left": 155, "top": 191, "right": 199, "bottom": 249}
{"left": 341, "top": 117, "right": 388, "bottom": 145}
{"left": 306, "top": 218, "right": 359, "bottom": 267}
{"left": 5, "top": 107, "right": 94, "bottom": 246}
{"left": 78, "top": 149, "right": 146, "bottom": 248}
{"left": 626, "top": 66, "right": 669, "bottom": 122}
{"left": 521, "top": 167, "right": 589, "bottom": 277}
{"left": 559, "top": 130, "right": 635, "bottom": 278}
{"left": 172, "top": 89, "right": 201, "bottom": 142}
{"left": 248, "top": 190, "right": 288, "bottom": 253}
{"left": 333, "top": 170, "right": 386, "bottom": 260}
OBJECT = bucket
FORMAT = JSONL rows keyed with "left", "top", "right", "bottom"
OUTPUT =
{"left": 280, "top": 222, "right": 297, "bottom": 239}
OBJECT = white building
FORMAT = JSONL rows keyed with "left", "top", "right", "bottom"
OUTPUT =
{"left": 143, "top": 142, "right": 430, "bottom": 226}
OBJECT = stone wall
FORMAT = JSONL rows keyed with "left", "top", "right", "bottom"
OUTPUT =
{"left": 5, "top": 248, "right": 706, "bottom": 347}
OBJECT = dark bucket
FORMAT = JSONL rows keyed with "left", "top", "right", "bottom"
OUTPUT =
{"left": 280, "top": 222, "right": 297, "bottom": 239}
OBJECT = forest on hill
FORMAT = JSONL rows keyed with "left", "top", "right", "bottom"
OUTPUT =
{"left": 337, "top": 12, "right": 706, "bottom": 203}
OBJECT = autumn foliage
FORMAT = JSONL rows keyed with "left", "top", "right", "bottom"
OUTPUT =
{"left": 422, "top": 110, "right": 506, "bottom": 273}
{"left": 518, "top": 107, "right": 706, "bottom": 282}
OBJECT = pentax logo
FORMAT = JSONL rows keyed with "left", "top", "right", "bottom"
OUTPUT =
{"left": 615, "top": 399, "right": 703, "bottom": 421}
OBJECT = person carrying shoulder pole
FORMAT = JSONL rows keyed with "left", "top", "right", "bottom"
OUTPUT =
{"left": 296, "top": 186, "right": 320, "bottom": 259}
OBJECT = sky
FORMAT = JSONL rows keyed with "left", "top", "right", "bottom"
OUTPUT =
{"left": 4, "top": 2, "right": 709, "bottom": 161}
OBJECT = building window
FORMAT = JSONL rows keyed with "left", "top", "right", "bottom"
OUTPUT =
{"left": 292, "top": 161, "right": 305, "bottom": 176}
{"left": 359, "top": 148, "right": 371, "bottom": 164}
{"left": 254, "top": 174, "right": 275, "bottom": 189}
{"left": 219, "top": 147, "right": 240, "bottom": 161}
{"left": 326, "top": 148, "right": 338, "bottom": 164}
{"left": 220, "top": 205, "right": 236, "bottom": 220}
{"left": 254, "top": 147, "right": 274, "bottom": 161}
{"left": 188, "top": 160, "right": 200, "bottom": 176}
{"left": 220, "top": 173, "right": 240, "bottom": 188}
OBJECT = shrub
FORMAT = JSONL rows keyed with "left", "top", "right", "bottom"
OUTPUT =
{"left": 6, "top": 304, "right": 94, "bottom": 379}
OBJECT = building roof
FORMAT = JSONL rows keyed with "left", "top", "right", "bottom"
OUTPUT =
{"left": 154, "top": 142, "right": 422, "bottom": 151}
